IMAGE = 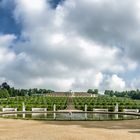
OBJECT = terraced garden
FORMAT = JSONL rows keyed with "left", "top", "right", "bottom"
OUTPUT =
{"left": 73, "top": 96, "right": 140, "bottom": 111}
{"left": 0, "top": 95, "right": 140, "bottom": 112}
{"left": 0, "top": 96, "right": 67, "bottom": 111}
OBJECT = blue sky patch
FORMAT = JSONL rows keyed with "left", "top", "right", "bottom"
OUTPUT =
{"left": 0, "top": 0, "right": 21, "bottom": 35}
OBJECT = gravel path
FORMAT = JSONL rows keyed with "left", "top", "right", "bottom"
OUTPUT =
{"left": 0, "top": 118, "right": 140, "bottom": 140}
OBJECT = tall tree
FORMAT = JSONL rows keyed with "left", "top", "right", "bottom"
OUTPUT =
{"left": 1, "top": 82, "right": 10, "bottom": 90}
{"left": 0, "top": 89, "right": 10, "bottom": 98}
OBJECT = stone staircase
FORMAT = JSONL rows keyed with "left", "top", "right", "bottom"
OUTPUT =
{"left": 66, "top": 97, "right": 75, "bottom": 110}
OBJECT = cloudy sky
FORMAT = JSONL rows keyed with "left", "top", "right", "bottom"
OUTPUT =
{"left": 0, "top": 0, "right": 140, "bottom": 91}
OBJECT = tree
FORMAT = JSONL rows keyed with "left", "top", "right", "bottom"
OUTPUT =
{"left": 87, "top": 89, "right": 93, "bottom": 94}
{"left": 104, "top": 90, "right": 114, "bottom": 96}
{"left": 46, "top": 89, "right": 54, "bottom": 93}
{"left": 93, "top": 89, "right": 98, "bottom": 94}
{"left": 9, "top": 87, "right": 16, "bottom": 97}
{"left": 1, "top": 82, "right": 10, "bottom": 90}
{"left": 0, "top": 89, "right": 10, "bottom": 98}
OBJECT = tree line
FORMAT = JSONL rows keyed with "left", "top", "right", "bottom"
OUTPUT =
{"left": 0, "top": 82, "right": 54, "bottom": 98}
{"left": 1, "top": 82, "right": 140, "bottom": 100}
{"left": 104, "top": 89, "right": 140, "bottom": 100}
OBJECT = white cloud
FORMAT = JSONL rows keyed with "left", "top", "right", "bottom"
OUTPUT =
{"left": 94, "top": 72, "right": 104, "bottom": 87}
{"left": 0, "top": 34, "right": 16, "bottom": 67}
{"left": 130, "top": 78, "right": 140, "bottom": 89}
{"left": 0, "top": 34, "right": 16, "bottom": 47}
{"left": 106, "top": 74, "right": 126, "bottom": 91}
{"left": 1, "top": 0, "right": 140, "bottom": 91}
